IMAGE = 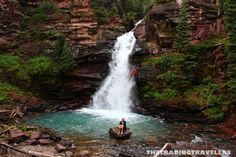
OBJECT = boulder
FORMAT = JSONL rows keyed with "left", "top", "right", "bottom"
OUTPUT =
{"left": 30, "top": 130, "right": 42, "bottom": 140}
{"left": 26, "top": 139, "right": 38, "bottom": 145}
{"left": 65, "top": 151, "right": 73, "bottom": 157}
{"left": 8, "top": 129, "right": 29, "bottom": 143}
{"left": 79, "top": 150, "right": 90, "bottom": 157}
{"left": 39, "top": 139, "right": 51, "bottom": 145}
{"left": 55, "top": 143, "right": 66, "bottom": 153}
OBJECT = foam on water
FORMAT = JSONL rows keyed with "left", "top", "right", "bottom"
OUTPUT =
{"left": 79, "top": 108, "right": 141, "bottom": 121}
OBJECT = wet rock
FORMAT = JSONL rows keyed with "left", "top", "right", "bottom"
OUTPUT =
{"left": 55, "top": 143, "right": 66, "bottom": 153}
{"left": 230, "top": 134, "right": 236, "bottom": 140}
{"left": 79, "top": 150, "right": 90, "bottom": 157}
{"left": 26, "top": 139, "right": 38, "bottom": 145}
{"left": 202, "top": 128, "right": 218, "bottom": 134}
{"left": 65, "top": 151, "right": 73, "bottom": 157}
{"left": 39, "top": 139, "right": 51, "bottom": 145}
{"left": 41, "top": 134, "right": 51, "bottom": 139}
{"left": 42, "top": 128, "right": 61, "bottom": 141}
{"left": 30, "top": 130, "right": 42, "bottom": 140}
{"left": 9, "top": 129, "right": 29, "bottom": 143}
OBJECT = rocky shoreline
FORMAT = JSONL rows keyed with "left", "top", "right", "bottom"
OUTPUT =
{"left": 0, "top": 124, "right": 76, "bottom": 157}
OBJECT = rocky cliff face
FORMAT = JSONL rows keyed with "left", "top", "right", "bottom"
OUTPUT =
{"left": 132, "top": 0, "right": 225, "bottom": 123}
{"left": 134, "top": 0, "right": 223, "bottom": 54}
{"left": 0, "top": 0, "right": 124, "bottom": 103}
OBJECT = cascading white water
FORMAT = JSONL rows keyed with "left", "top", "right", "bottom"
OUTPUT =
{"left": 80, "top": 21, "right": 143, "bottom": 119}
{"left": 91, "top": 31, "right": 136, "bottom": 112}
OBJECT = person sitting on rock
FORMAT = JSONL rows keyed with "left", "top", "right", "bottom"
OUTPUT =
{"left": 118, "top": 118, "right": 126, "bottom": 135}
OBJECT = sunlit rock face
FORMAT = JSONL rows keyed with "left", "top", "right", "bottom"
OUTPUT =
{"left": 134, "top": 0, "right": 223, "bottom": 54}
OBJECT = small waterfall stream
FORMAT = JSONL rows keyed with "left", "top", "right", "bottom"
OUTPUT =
{"left": 80, "top": 20, "right": 143, "bottom": 119}
{"left": 91, "top": 31, "right": 136, "bottom": 112}
{"left": 92, "top": 21, "right": 143, "bottom": 113}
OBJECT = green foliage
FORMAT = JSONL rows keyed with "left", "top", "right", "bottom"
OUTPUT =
{"left": 224, "top": 0, "right": 236, "bottom": 105}
{"left": 36, "top": 1, "right": 56, "bottom": 14}
{"left": 156, "top": 71, "right": 177, "bottom": 83}
{"left": 203, "top": 107, "right": 224, "bottom": 121}
{"left": 53, "top": 36, "right": 76, "bottom": 73}
{"left": 143, "top": 54, "right": 183, "bottom": 70}
{"left": 0, "top": 82, "right": 19, "bottom": 104}
{"left": 92, "top": 0, "right": 153, "bottom": 29}
{"left": 225, "top": 79, "right": 236, "bottom": 103}
{"left": 181, "top": 37, "right": 220, "bottom": 84}
{"left": 123, "top": 12, "right": 136, "bottom": 30}
{"left": 26, "top": 56, "right": 59, "bottom": 77}
{"left": 0, "top": 54, "right": 30, "bottom": 81}
{"left": 31, "top": 30, "right": 62, "bottom": 41}
{"left": 144, "top": 85, "right": 179, "bottom": 101}
{"left": 33, "top": 1, "right": 57, "bottom": 24}
{"left": 91, "top": 1, "right": 119, "bottom": 24}
{"left": 173, "top": 0, "right": 191, "bottom": 50}
{"left": 0, "top": 55, "right": 21, "bottom": 71}
{"left": 143, "top": 53, "right": 183, "bottom": 66}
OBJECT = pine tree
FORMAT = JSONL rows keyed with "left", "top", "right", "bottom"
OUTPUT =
{"left": 53, "top": 36, "right": 76, "bottom": 73}
{"left": 224, "top": 0, "right": 236, "bottom": 103}
{"left": 173, "top": 0, "right": 191, "bottom": 50}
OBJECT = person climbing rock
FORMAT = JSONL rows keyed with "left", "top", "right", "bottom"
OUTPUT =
{"left": 118, "top": 118, "right": 126, "bottom": 135}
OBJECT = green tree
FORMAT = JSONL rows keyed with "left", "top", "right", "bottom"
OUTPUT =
{"left": 224, "top": 0, "right": 236, "bottom": 103}
{"left": 173, "top": 0, "right": 191, "bottom": 50}
{"left": 53, "top": 36, "right": 76, "bottom": 73}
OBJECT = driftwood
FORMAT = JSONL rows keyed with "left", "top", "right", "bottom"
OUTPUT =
{"left": 0, "top": 142, "right": 33, "bottom": 157}
{"left": 0, "top": 107, "right": 24, "bottom": 120}
{"left": 0, "top": 126, "right": 15, "bottom": 136}
{"left": 0, "top": 142, "right": 58, "bottom": 157}
{"left": 9, "top": 107, "right": 24, "bottom": 119}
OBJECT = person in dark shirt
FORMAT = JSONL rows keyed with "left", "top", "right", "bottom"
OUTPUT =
{"left": 118, "top": 118, "right": 126, "bottom": 135}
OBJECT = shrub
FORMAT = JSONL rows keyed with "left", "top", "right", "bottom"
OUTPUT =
{"left": 143, "top": 54, "right": 183, "bottom": 67}
{"left": 31, "top": 30, "right": 62, "bottom": 41}
{"left": 0, "top": 82, "right": 19, "bottom": 104}
{"left": 144, "top": 85, "right": 179, "bottom": 101}
{"left": 203, "top": 107, "right": 224, "bottom": 121}
{"left": 53, "top": 36, "right": 76, "bottom": 73}
{"left": 33, "top": 1, "right": 57, "bottom": 24}
{"left": 0, "top": 54, "right": 21, "bottom": 71}
{"left": 26, "top": 56, "right": 59, "bottom": 77}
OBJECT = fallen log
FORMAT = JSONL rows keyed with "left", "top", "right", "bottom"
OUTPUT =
{"left": 0, "top": 142, "right": 33, "bottom": 157}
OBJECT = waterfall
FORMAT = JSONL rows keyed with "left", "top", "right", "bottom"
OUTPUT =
{"left": 91, "top": 21, "right": 142, "bottom": 113}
